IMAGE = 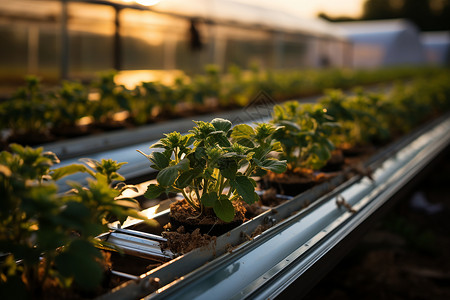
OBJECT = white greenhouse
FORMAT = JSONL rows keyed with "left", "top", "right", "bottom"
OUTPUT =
{"left": 337, "top": 19, "right": 426, "bottom": 68}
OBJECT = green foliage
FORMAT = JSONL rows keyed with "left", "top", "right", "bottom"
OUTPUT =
{"left": 90, "top": 70, "right": 131, "bottom": 123}
{"left": 138, "top": 118, "right": 286, "bottom": 222}
{"left": 51, "top": 80, "right": 91, "bottom": 128}
{"left": 0, "top": 76, "right": 52, "bottom": 136}
{"left": 0, "top": 144, "right": 143, "bottom": 297}
{"left": 319, "top": 71, "right": 450, "bottom": 149}
{"left": 271, "top": 101, "right": 337, "bottom": 171}
{"left": 1, "top": 67, "right": 446, "bottom": 146}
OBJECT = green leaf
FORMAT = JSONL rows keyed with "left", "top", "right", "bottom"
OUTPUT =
{"left": 182, "top": 134, "right": 195, "bottom": 147}
{"left": 213, "top": 196, "right": 235, "bottom": 222}
{"left": 51, "top": 164, "right": 92, "bottom": 181}
{"left": 219, "top": 159, "right": 238, "bottom": 179}
{"left": 149, "top": 141, "right": 166, "bottom": 149}
{"left": 156, "top": 159, "right": 189, "bottom": 187}
{"left": 175, "top": 169, "right": 202, "bottom": 188}
{"left": 231, "top": 124, "right": 255, "bottom": 140}
{"left": 209, "top": 132, "right": 231, "bottom": 147}
{"left": 256, "top": 159, "right": 287, "bottom": 173}
{"left": 156, "top": 167, "right": 179, "bottom": 187}
{"left": 201, "top": 192, "right": 218, "bottom": 207}
{"left": 175, "top": 158, "right": 190, "bottom": 171}
{"left": 235, "top": 137, "right": 254, "bottom": 148}
{"left": 212, "top": 118, "right": 232, "bottom": 133}
{"left": 229, "top": 175, "right": 256, "bottom": 204}
{"left": 148, "top": 151, "right": 169, "bottom": 170}
{"left": 277, "top": 120, "right": 301, "bottom": 131}
{"left": 55, "top": 240, "right": 103, "bottom": 290}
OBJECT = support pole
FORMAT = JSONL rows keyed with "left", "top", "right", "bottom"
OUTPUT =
{"left": 113, "top": 6, "right": 122, "bottom": 71}
{"left": 60, "top": 0, "right": 69, "bottom": 80}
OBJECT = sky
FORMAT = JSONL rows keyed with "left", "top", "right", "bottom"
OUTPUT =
{"left": 231, "top": 0, "right": 366, "bottom": 19}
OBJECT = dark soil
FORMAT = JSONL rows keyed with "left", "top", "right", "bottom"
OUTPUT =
{"left": 263, "top": 169, "right": 339, "bottom": 196}
{"left": 161, "top": 226, "right": 217, "bottom": 255}
{"left": 259, "top": 187, "right": 289, "bottom": 207}
{"left": 303, "top": 152, "right": 450, "bottom": 300}
{"left": 168, "top": 199, "right": 246, "bottom": 235}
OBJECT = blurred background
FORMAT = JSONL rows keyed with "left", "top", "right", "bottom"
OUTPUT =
{"left": 0, "top": 0, "right": 448, "bottom": 91}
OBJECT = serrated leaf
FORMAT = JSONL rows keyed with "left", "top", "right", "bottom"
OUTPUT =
{"left": 213, "top": 196, "right": 235, "bottom": 222}
{"left": 229, "top": 175, "right": 256, "bottom": 204}
{"left": 256, "top": 159, "right": 287, "bottom": 173}
{"left": 144, "top": 184, "right": 166, "bottom": 199}
{"left": 211, "top": 118, "right": 232, "bottom": 133}
{"left": 219, "top": 159, "right": 238, "bottom": 179}
{"left": 148, "top": 151, "right": 170, "bottom": 170}
{"left": 231, "top": 124, "right": 255, "bottom": 140}
{"left": 216, "top": 133, "right": 232, "bottom": 147}
{"left": 156, "top": 167, "right": 179, "bottom": 187}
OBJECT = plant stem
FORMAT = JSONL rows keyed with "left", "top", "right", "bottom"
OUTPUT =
{"left": 181, "top": 189, "right": 199, "bottom": 210}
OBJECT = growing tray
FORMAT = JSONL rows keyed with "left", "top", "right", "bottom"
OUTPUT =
{"left": 94, "top": 113, "right": 450, "bottom": 299}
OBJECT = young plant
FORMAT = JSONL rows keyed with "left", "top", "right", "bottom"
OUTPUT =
{"left": 51, "top": 80, "right": 92, "bottom": 131}
{"left": 90, "top": 71, "right": 131, "bottom": 125}
{"left": 271, "top": 101, "right": 338, "bottom": 172}
{"left": 192, "top": 64, "right": 221, "bottom": 105}
{"left": 0, "top": 144, "right": 143, "bottom": 298}
{"left": 0, "top": 76, "right": 52, "bottom": 139}
{"left": 320, "top": 89, "right": 391, "bottom": 148}
{"left": 138, "top": 118, "right": 286, "bottom": 222}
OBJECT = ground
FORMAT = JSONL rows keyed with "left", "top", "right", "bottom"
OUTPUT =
{"left": 304, "top": 151, "right": 450, "bottom": 300}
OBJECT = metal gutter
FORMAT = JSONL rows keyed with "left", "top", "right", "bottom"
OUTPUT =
{"left": 146, "top": 115, "right": 450, "bottom": 300}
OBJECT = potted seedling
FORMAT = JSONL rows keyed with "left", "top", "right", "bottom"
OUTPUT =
{"left": 138, "top": 118, "right": 286, "bottom": 237}
{"left": 0, "top": 76, "right": 54, "bottom": 146}
{"left": 191, "top": 65, "right": 221, "bottom": 113}
{"left": 319, "top": 89, "right": 389, "bottom": 157}
{"left": 50, "top": 80, "right": 93, "bottom": 138}
{"left": 127, "top": 81, "right": 160, "bottom": 126}
{"left": 266, "top": 101, "right": 338, "bottom": 195}
{"left": 90, "top": 71, "right": 132, "bottom": 131}
{"left": 0, "top": 144, "right": 145, "bottom": 299}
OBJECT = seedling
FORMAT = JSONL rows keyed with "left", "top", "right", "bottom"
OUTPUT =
{"left": 138, "top": 118, "right": 286, "bottom": 222}
{"left": 271, "top": 101, "right": 338, "bottom": 171}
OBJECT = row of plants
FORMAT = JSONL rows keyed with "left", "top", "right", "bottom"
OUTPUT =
{"left": 1, "top": 70, "right": 449, "bottom": 298}
{"left": 0, "top": 65, "right": 441, "bottom": 148}
{"left": 138, "top": 70, "right": 450, "bottom": 227}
